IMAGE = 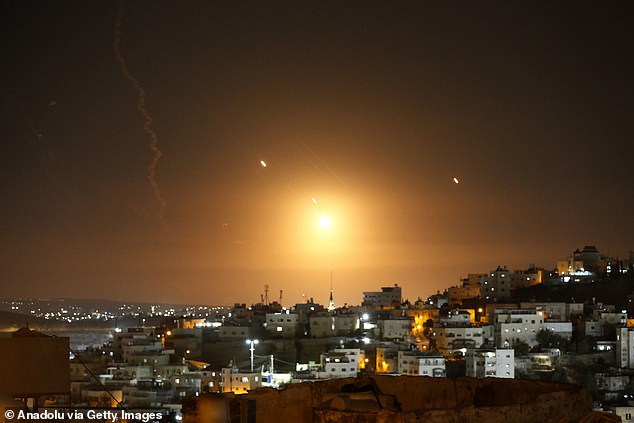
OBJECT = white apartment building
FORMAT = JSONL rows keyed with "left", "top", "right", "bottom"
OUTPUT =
{"left": 316, "top": 351, "right": 359, "bottom": 379}
{"left": 466, "top": 349, "right": 515, "bottom": 379}
{"left": 333, "top": 348, "right": 366, "bottom": 370}
{"left": 495, "top": 314, "right": 572, "bottom": 349}
{"left": 494, "top": 310, "right": 544, "bottom": 348}
{"left": 397, "top": 351, "right": 446, "bottom": 377}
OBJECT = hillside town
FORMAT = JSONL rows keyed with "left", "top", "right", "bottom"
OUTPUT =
{"left": 2, "top": 245, "right": 634, "bottom": 422}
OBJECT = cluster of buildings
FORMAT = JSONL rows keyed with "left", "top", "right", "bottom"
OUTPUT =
{"left": 4, "top": 245, "right": 634, "bottom": 421}
{"left": 0, "top": 298, "right": 223, "bottom": 324}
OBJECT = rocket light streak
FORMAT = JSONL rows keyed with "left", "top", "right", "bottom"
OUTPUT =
{"left": 114, "top": 1, "right": 167, "bottom": 229}
{"left": 453, "top": 177, "right": 459, "bottom": 184}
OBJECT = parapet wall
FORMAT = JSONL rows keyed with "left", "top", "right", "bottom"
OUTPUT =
{"left": 230, "top": 376, "right": 592, "bottom": 423}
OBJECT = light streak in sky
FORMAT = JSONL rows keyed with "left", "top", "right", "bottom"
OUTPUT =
{"left": 114, "top": 0, "right": 167, "bottom": 229}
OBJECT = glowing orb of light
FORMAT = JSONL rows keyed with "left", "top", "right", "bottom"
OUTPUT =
{"left": 260, "top": 160, "right": 267, "bottom": 167}
{"left": 453, "top": 177, "right": 459, "bottom": 184}
{"left": 318, "top": 215, "right": 333, "bottom": 230}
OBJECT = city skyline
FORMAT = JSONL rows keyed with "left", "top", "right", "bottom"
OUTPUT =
{"left": 2, "top": 2, "right": 633, "bottom": 305}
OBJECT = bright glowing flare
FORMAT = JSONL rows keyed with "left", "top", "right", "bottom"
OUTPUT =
{"left": 260, "top": 160, "right": 267, "bottom": 167}
{"left": 453, "top": 177, "right": 459, "bottom": 184}
{"left": 318, "top": 215, "right": 333, "bottom": 229}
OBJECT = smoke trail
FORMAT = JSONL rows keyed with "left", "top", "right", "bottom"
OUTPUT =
{"left": 113, "top": 0, "right": 167, "bottom": 229}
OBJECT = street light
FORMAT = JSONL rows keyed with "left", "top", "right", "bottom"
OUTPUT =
{"left": 246, "top": 339, "right": 259, "bottom": 372}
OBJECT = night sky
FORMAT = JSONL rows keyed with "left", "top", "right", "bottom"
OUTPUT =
{"left": 2, "top": 1, "right": 633, "bottom": 306}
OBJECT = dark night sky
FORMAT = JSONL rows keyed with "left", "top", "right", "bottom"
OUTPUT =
{"left": 2, "top": 1, "right": 633, "bottom": 306}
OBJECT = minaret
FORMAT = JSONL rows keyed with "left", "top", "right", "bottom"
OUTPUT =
{"left": 328, "top": 270, "right": 335, "bottom": 311}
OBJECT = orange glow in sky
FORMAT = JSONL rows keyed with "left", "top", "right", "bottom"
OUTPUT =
{"left": 318, "top": 215, "right": 332, "bottom": 230}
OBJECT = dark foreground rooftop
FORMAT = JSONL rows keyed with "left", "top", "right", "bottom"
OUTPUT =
{"left": 184, "top": 375, "right": 614, "bottom": 423}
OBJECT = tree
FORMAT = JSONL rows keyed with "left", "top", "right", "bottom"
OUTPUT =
{"left": 512, "top": 339, "right": 530, "bottom": 356}
{"left": 536, "top": 329, "right": 566, "bottom": 350}
{"left": 422, "top": 319, "right": 434, "bottom": 340}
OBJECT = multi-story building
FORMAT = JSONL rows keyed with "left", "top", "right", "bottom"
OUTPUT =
{"left": 462, "top": 273, "right": 487, "bottom": 291}
{"left": 332, "top": 348, "right": 366, "bottom": 370}
{"left": 221, "top": 368, "right": 262, "bottom": 394}
{"left": 439, "top": 310, "right": 473, "bottom": 326}
{"left": 169, "top": 372, "right": 202, "bottom": 400}
{"left": 446, "top": 285, "right": 481, "bottom": 304}
{"left": 494, "top": 310, "right": 544, "bottom": 348}
{"left": 397, "top": 351, "right": 446, "bottom": 377}
{"left": 200, "top": 368, "right": 222, "bottom": 393}
{"left": 265, "top": 312, "right": 300, "bottom": 338}
{"left": 164, "top": 328, "right": 202, "bottom": 359}
{"left": 79, "top": 386, "right": 122, "bottom": 407}
{"left": 432, "top": 326, "right": 485, "bottom": 353}
{"left": 316, "top": 351, "right": 359, "bottom": 379}
{"left": 584, "top": 321, "right": 603, "bottom": 337}
{"left": 595, "top": 373, "right": 630, "bottom": 393}
{"left": 362, "top": 285, "right": 402, "bottom": 308}
{"left": 480, "top": 267, "right": 511, "bottom": 301}
{"left": 520, "top": 302, "right": 584, "bottom": 321}
{"left": 375, "top": 346, "right": 398, "bottom": 373}
{"left": 122, "top": 379, "right": 175, "bottom": 407}
{"left": 617, "top": 327, "right": 634, "bottom": 369}
{"left": 557, "top": 245, "right": 608, "bottom": 279}
{"left": 120, "top": 334, "right": 171, "bottom": 370}
{"left": 112, "top": 327, "right": 157, "bottom": 359}
{"left": 309, "top": 313, "right": 359, "bottom": 338}
{"left": 465, "top": 349, "right": 515, "bottom": 379}
{"left": 543, "top": 322, "right": 573, "bottom": 339}
{"left": 509, "top": 266, "right": 545, "bottom": 291}
{"left": 593, "top": 310, "right": 627, "bottom": 326}
{"left": 378, "top": 318, "right": 412, "bottom": 341}
{"left": 217, "top": 325, "right": 251, "bottom": 340}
